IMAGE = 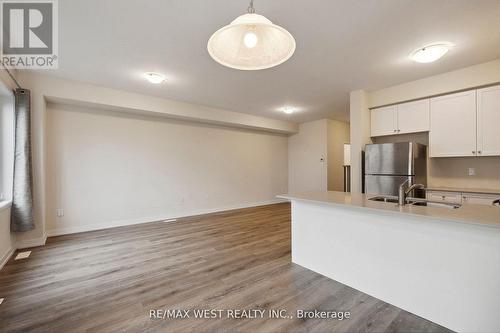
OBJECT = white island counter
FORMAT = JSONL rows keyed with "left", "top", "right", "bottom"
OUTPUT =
{"left": 278, "top": 191, "right": 500, "bottom": 333}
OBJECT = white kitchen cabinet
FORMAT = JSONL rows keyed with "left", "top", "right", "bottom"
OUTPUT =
{"left": 429, "top": 91, "right": 477, "bottom": 157}
{"left": 477, "top": 85, "right": 500, "bottom": 156}
{"left": 427, "top": 190, "right": 500, "bottom": 206}
{"left": 371, "top": 105, "right": 397, "bottom": 137}
{"left": 370, "top": 100, "right": 429, "bottom": 137}
{"left": 397, "top": 99, "right": 430, "bottom": 134}
{"left": 426, "top": 191, "right": 462, "bottom": 204}
{"left": 462, "top": 193, "right": 500, "bottom": 206}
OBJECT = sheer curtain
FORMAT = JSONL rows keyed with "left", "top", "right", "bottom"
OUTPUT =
{"left": 10, "top": 88, "right": 34, "bottom": 232}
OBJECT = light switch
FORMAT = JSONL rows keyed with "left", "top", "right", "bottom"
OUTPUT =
{"left": 468, "top": 168, "right": 476, "bottom": 176}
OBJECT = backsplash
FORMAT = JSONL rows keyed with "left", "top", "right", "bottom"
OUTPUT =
{"left": 372, "top": 133, "right": 500, "bottom": 191}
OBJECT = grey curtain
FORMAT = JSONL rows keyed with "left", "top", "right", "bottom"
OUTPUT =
{"left": 10, "top": 88, "right": 35, "bottom": 232}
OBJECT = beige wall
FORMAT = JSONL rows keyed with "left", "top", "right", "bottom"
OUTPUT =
{"left": 45, "top": 104, "right": 288, "bottom": 235}
{"left": 288, "top": 120, "right": 328, "bottom": 192}
{"left": 373, "top": 133, "right": 500, "bottom": 191}
{"left": 369, "top": 58, "right": 500, "bottom": 108}
{"left": 288, "top": 119, "right": 350, "bottom": 193}
{"left": 327, "top": 120, "right": 350, "bottom": 191}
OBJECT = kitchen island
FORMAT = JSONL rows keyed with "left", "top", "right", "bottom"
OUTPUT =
{"left": 278, "top": 191, "right": 500, "bottom": 333}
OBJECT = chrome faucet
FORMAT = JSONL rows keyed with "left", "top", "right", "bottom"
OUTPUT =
{"left": 398, "top": 179, "right": 425, "bottom": 206}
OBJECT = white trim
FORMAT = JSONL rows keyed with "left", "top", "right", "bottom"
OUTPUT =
{"left": 0, "top": 200, "right": 12, "bottom": 212}
{"left": 47, "top": 199, "right": 287, "bottom": 237}
{"left": 0, "top": 246, "right": 15, "bottom": 270}
{"left": 15, "top": 232, "right": 47, "bottom": 249}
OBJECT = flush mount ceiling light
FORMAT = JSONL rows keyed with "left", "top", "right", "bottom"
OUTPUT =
{"left": 144, "top": 72, "right": 166, "bottom": 84}
{"left": 409, "top": 42, "right": 454, "bottom": 63}
{"left": 281, "top": 106, "right": 295, "bottom": 114}
{"left": 207, "top": 0, "right": 296, "bottom": 70}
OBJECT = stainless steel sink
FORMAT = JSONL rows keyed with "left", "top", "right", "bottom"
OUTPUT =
{"left": 368, "top": 196, "right": 461, "bottom": 209}
{"left": 368, "top": 196, "right": 399, "bottom": 203}
{"left": 410, "top": 201, "right": 461, "bottom": 209}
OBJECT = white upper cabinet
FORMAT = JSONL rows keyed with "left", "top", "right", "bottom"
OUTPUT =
{"left": 429, "top": 91, "right": 477, "bottom": 157}
{"left": 477, "top": 85, "right": 500, "bottom": 156}
{"left": 370, "top": 105, "right": 397, "bottom": 137}
{"left": 397, "top": 99, "right": 430, "bottom": 134}
{"left": 370, "top": 100, "right": 429, "bottom": 137}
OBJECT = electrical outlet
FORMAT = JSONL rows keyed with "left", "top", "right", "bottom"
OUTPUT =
{"left": 468, "top": 168, "right": 476, "bottom": 176}
{"left": 56, "top": 209, "right": 64, "bottom": 217}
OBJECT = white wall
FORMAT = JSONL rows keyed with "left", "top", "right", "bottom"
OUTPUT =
{"left": 288, "top": 120, "right": 328, "bottom": 193}
{"left": 15, "top": 72, "right": 297, "bottom": 245}
{"left": 349, "top": 91, "right": 372, "bottom": 193}
{"left": 0, "top": 70, "right": 16, "bottom": 266}
{"left": 45, "top": 104, "right": 288, "bottom": 235}
{"left": 0, "top": 95, "right": 15, "bottom": 268}
{"left": 327, "top": 120, "right": 350, "bottom": 191}
{"left": 0, "top": 208, "right": 15, "bottom": 269}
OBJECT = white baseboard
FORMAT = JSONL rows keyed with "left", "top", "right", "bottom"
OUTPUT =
{"left": 47, "top": 198, "right": 287, "bottom": 237}
{"left": 16, "top": 232, "right": 47, "bottom": 249}
{"left": 0, "top": 246, "right": 15, "bottom": 270}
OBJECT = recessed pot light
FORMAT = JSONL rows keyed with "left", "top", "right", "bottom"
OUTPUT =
{"left": 144, "top": 72, "right": 166, "bottom": 84}
{"left": 409, "top": 42, "right": 454, "bottom": 63}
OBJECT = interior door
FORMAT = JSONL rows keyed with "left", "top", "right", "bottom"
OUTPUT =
{"left": 429, "top": 91, "right": 477, "bottom": 157}
{"left": 477, "top": 85, "right": 500, "bottom": 156}
{"left": 370, "top": 105, "right": 397, "bottom": 137}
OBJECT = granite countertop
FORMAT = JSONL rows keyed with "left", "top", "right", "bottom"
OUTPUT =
{"left": 278, "top": 191, "right": 500, "bottom": 229}
{"left": 426, "top": 187, "right": 500, "bottom": 195}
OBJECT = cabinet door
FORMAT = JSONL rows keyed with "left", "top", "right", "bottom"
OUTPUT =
{"left": 477, "top": 85, "right": 500, "bottom": 156}
{"left": 371, "top": 105, "right": 397, "bottom": 137}
{"left": 462, "top": 193, "right": 499, "bottom": 206}
{"left": 397, "top": 99, "right": 430, "bottom": 134}
{"left": 429, "top": 91, "right": 477, "bottom": 157}
{"left": 426, "top": 191, "right": 462, "bottom": 204}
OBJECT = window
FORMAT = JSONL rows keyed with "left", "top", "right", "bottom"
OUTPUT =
{"left": 0, "top": 84, "right": 14, "bottom": 204}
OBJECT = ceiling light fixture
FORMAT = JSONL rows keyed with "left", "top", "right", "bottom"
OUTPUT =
{"left": 409, "top": 42, "right": 454, "bottom": 63}
{"left": 282, "top": 106, "right": 295, "bottom": 114}
{"left": 207, "top": 0, "right": 296, "bottom": 70}
{"left": 144, "top": 72, "right": 166, "bottom": 84}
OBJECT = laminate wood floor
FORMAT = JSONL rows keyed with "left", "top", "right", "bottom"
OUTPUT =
{"left": 0, "top": 203, "right": 453, "bottom": 333}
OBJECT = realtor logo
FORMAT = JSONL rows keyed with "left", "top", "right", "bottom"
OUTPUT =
{"left": 1, "top": 0, "right": 58, "bottom": 68}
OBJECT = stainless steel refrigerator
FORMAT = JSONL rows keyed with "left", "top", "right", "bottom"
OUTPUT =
{"left": 364, "top": 142, "right": 427, "bottom": 197}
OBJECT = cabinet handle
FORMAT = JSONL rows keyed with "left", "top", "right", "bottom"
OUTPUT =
{"left": 472, "top": 151, "right": 476, "bottom": 155}
{"left": 393, "top": 129, "right": 397, "bottom": 133}
{"left": 478, "top": 151, "right": 482, "bottom": 154}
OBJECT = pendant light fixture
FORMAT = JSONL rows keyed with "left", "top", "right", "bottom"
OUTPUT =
{"left": 207, "top": 0, "right": 296, "bottom": 70}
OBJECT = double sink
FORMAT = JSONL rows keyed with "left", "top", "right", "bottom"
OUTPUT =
{"left": 368, "top": 196, "right": 461, "bottom": 209}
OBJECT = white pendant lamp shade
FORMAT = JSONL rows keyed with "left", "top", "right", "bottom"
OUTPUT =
{"left": 208, "top": 7, "right": 296, "bottom": 70}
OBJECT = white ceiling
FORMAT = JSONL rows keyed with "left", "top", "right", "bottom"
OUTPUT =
{"left": 40, "top": 0, "right": 500, "bottom": 123}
